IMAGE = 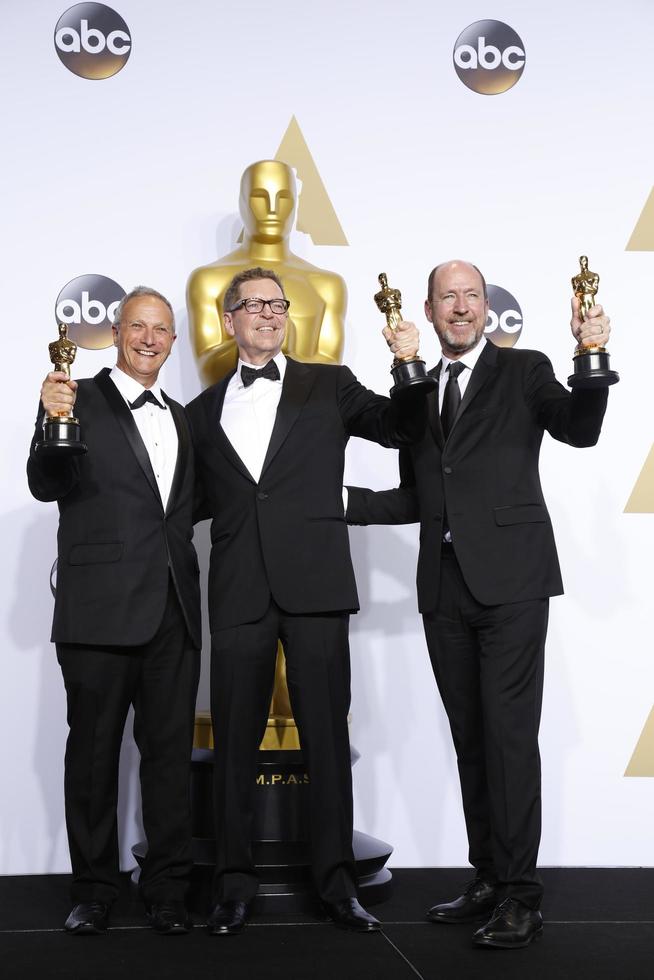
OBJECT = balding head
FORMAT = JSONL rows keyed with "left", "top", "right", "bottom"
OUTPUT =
{"left": 424, "top": 260, "right": 489, "bottom": 359}
{"left": 427, "top": 260, "right": 487, "bottom": 305}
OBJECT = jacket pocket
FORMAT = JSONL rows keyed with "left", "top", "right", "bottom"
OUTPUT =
{"left": 68, "top": 542, "right": 124, "bottom": 565}
{"left": 493, "top": 504, "right": 547, "bottom": 526}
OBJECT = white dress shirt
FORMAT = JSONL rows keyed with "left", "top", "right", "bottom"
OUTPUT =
{"left": 437, "top": 337, "right": 486, "bottom": 412}
{"left": 110, "top": 366, "right": 178, "bottom": 509}
{"left": 220, "top": 353, "right": 287, "bottom": 482}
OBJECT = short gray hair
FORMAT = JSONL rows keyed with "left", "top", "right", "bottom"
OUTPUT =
{"left": 113, "top": 286, "right": 175, "bottom": 332}
{"left": 224, "top": 267, "right": 286, "bottom": 313}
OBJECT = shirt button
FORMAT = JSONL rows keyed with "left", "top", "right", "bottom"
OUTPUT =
{"left": 443, "top": 466, "right": 452, "bottom": 474}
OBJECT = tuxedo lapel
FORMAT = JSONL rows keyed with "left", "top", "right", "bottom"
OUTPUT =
{"left": 261, "top": 357, "right": 315, "bottom": 476}
{"left": 427, "top": 361, "right": 445, "bottom": 449}
{"left": 94, "top": 368, "right": 162, "bottom": 506}
{"left": 163, "top": 394, "right": 189, "bottom": 513}
{"left": 448, "top": 341, "right": 498, "bottom": 439}
{"left": 204, "top": 372, "right": 256, "bottom": 483}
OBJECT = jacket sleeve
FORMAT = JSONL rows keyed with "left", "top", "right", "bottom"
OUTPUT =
{"left": 524, "top": 353, "right": 609, "bottom": 448}
{"left": 346, "top": 448, "right": 420, "bottom": 525}
{"left": 337, "top": 366, "right": 427, "bottom": 448}
{"left": 26, "top": 402, "right": 81, "bottom": 502}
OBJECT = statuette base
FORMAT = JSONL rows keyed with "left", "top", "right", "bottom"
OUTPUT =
{"left": 568, "top": 348, "right": 619, "bottom": 389}
{"left": 390, "top": 357, "right": 437, "bottom": 398}
{"left": 36, "top": 417, "right": 88, "bottom": 455}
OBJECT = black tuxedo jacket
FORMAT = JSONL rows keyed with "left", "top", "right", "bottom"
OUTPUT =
{"left": 347, "top": 341, "right": 608, "bottom": 611}
{"left": 28, "top": 368, "right": 201, "bottom": 648}
{"left": 185, "top": 356, "right": 425, "bottom": 631}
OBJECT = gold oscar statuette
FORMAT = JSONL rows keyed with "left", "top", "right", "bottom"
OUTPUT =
{"left": 187, "top": 159, "right": 346, "bottom": 385}
{"left": 188, "top": 159, "right": 348, "bottom": 751}
{"left": 374, "top": 273, "right": 436, "bottom": 397}
{"left": 35, "top": 323, "right": 88, "bottom": 456}
{"left": 568, "top": 256, "right": 619, "bottom": 389}
{"left": 184, "top": 158, "right": 395, "bottom": 910}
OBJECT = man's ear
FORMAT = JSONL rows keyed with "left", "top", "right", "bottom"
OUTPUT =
{"left": 224, "top": 313, "right": 235, "bottom": 338}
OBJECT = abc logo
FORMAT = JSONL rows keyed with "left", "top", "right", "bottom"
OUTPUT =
{"left": 453, "top": 20, "right": 525, "bottom": 95}
{"left": 485, "top": 285, "right": 522, "bottom": 348}
{"left": 54, "top": 3, "right": 131, "bottom": 79}
{"left": 55, "top": 274, "right": 125, "bottom": 349}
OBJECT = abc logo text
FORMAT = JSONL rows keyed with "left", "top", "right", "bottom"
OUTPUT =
{"left": 56, "top": 274, "right": 125, "bottom": 349}
{"left": 453, "top": 21, "right": 525, "bottom": 95}
{"left": 54, "top": 4, "right": 131, "bottom": 79}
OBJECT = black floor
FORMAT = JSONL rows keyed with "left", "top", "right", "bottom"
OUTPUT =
{"left": 2, "top": 868, "right": 653, "bottom": 980}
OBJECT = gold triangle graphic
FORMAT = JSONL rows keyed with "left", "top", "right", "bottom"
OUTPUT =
{"left": 275, "top": 116, "right": 348, "bottom": 246}
{"left": 624, "top": 443, "right": 654, "bottom": 512}
{"left": 625, "top": 706, "right": 654, "bottom": 776}
{"left": 626, "top": 186, "right": 654, "bottom": 250}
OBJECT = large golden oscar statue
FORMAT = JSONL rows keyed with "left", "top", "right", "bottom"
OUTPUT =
{"left": 188, "top": 159, "right": 345, "bottom": 384}
{"left": 185, "top": 159, "right": 393, "bottom": 911}
{"left": 188, "top": 159, "right": 347, "bottom": 750}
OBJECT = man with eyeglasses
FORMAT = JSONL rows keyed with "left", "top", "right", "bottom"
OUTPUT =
{"left": 186, "top": 266, "right": 425, "bottom": 936}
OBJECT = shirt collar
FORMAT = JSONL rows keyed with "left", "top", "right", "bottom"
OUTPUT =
{"left": 439, "top": 338, "right": 486, "bottom": 378}
{"left": 235, "top": 352, "right": 286, "bottom": 388}
{"left": 110, "top": 365, "right": 166, "bottom": 407}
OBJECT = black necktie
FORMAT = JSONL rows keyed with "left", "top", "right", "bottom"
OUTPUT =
{"left": 129, "top": 390, "right": 166, "bottom": 410}
{"left": 440, "top": 361, "right": 465, "bottom": 439}
{"left": 241, "top": 360, "right": 280, "bottom": 388}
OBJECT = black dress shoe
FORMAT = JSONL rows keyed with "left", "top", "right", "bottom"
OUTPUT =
{"left": 322, "top": 898, "right": 381, "bottom": 932}
{"left": 427, "top": 877, "right": 497, "bottom": 923}
{"left": 207, "top": 900, "right": 251, "bottom": 936}
{"left": 64, "top": 902, "right": 110, "bottom": 934}
{"left": 147, "top": 902, "right": 193, "bottom": 935}
{"left": 473, "top": 897, "right": 543, "bottom": 948}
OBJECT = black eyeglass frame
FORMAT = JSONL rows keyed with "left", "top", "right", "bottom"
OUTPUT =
{"left": 227, "top": 297, "right": 291, "bottom": 315}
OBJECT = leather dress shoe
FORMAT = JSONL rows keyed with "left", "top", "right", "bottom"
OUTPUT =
{"left": 427, "top": 877, "right": 497, "bottom": 923}
{"left": 207, "top": 900, "right": 251, "bottom": 936}
{"left": 64, "top": 902, "right": 110, "bottom": 934}
{"left": 147, "top": 902, "right": 193, "bottom": 935}
{"left": 473, "top": 897, "right": 543, "bottom": 948}
{"left": 322, "top": 898, "right": 381, "bottom": 932}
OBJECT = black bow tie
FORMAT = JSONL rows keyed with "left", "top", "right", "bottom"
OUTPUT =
{"left": 241, "top": 360, "right": 280, "bottom": 387}
{"left": 129, "top": 390, "right": 166, "bottom": 410}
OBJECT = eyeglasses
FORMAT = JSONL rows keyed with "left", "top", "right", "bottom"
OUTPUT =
{"left": 227, "top": 297, "right": 291, "bottom": 315}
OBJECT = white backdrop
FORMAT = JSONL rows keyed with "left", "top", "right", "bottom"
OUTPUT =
{"left": 1, "top": 0, "right": 653, "bottom": 875}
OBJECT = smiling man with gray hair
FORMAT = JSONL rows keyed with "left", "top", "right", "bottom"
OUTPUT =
{"left": 28, "top": 286, "right": 201, "bottom": 937}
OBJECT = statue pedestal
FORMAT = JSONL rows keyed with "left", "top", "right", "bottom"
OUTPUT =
{"left": 132, "top": 740, "right": 393, "bottom": 912}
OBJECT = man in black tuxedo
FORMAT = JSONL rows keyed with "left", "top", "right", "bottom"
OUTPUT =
{"left": 346, "top": 260, "right": 611, "bottom": 948}
{"left": 185, "top": 266, "right": 424, "bottom": 935}
{"left": 28, "top": 287, "right": 201, "bottom": 936}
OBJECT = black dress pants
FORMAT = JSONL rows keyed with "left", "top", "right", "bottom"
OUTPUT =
{"left": 56, "top": 579, "right": 200, "bottom": 905}
{"left": 210, "top": 601, "right": 357, "bottom": 904}
{"left": 423, "top": 550, "right": 548, "bottom": 910}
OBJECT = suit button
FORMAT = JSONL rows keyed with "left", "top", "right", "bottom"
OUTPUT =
{"left": 443, "top": 466, "right": 452, "bottom": 474}
{"left": 257, "top": 491, "right": 269, "bottom": 500}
